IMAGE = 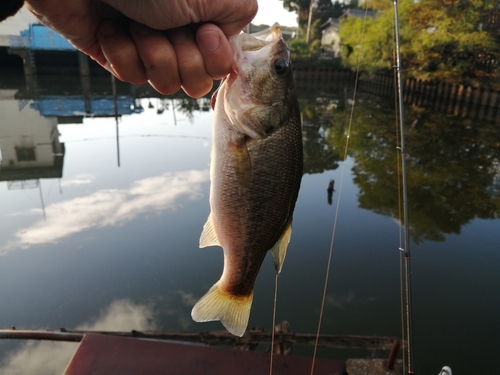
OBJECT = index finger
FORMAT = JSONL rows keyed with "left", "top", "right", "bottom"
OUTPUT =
{"left": 100, "top": 0, "right": 257, "bottom": 35}
{"left": 202, "top": 0, "right": 258, "bottom": 36}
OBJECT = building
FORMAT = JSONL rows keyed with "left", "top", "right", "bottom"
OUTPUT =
{"left": 0, "top": 93, "right": 64, "bottom": 184}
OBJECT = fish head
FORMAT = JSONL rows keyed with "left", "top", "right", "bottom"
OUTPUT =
{"left": 224, "top": 23, "right": 297, "bottom": 139}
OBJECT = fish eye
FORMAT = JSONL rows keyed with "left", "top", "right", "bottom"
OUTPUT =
{"left": 273, "top": 58, "right": 289, "bottom": 76}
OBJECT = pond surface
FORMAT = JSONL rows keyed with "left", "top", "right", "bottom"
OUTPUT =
{"left": 0, "top": 72, "right": 499, "bottom": 374}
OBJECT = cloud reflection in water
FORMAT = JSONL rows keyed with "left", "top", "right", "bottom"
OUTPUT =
{"left": 59, "top": 174, "right": 96, "bottom": 187}
{"left": 0, "top": 299, "right": 157, "bottom": 375}
{"left": 1, "top": 170, "right": 209, "bottom": 254}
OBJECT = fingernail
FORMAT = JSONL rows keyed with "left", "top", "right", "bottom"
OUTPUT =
{"left": 169, "top": 27, "right": 188, "bottom": 44}
{"left": 99, "top": 21, "right": 115, "bottom": 36}
{"left": 132, "top": 22, "right": 153, "bottom": 36}
{"left": 197, "top": 30, "right": 221, "bottom": 52}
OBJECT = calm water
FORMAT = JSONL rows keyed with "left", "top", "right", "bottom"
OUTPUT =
{"left": 0, "top": 73, "right": 499, "bottom": 374}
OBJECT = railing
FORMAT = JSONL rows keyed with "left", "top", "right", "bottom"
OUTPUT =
{"left": 360, "top": 74, "right": 500, "bottom": 123}
{"left": 293, "top": 67, "right": 354, "bottom": 90}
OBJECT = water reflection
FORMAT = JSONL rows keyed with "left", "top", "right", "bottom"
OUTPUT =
{"left": 0, "top": 299, "right": 156, "bottom": 375}
{"left": 299, "top": 92, "right": 500, "bottom": 243}
{"left": 0, "top": 95, "right": 64, "bottom": 181}
{"left": 2, "top": 73, "right": 499, "bottom": 245}
{"left": 327, "top": 180, "right": 335, "bottom": 205}
{"left": 0, "top": 73, "right": 212, "bottom": 192}
{"left": 1, "top": 72, "right": 499, "bottom": 375}
{"left": 1, "top": 170, "right": 208, "bottom": 254}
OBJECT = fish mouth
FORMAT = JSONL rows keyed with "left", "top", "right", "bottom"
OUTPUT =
{"left": 230, "top": 23, "right": 283, "bottom": 53}
{"left": 220, "top": 23, "right": 287, "bottom": 129}
{"left": 245, "top": 23, "right": 282, "bottom": 45}
{"left": 228, "top": 23, "right": 284, "bottom": 77}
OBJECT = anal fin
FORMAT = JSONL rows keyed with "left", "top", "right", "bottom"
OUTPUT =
{"left": 270, "top": 221, "right": 293, "bottom": 274}
{"left": 199, "top": 214, "right": 220, "bottom": 248}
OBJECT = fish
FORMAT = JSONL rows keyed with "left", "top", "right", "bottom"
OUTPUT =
{"left": 191, "top": 23, "right": 303, "bottom": 337}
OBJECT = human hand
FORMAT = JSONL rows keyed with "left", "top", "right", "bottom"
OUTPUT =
{"left": 24, "top": 0, "right": 258, "bottom": 97}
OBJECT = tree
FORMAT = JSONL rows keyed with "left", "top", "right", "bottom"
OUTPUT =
{"left": 339, "top": 0, "right": 500, "bottom": 85}
{"left": 282, "top": 0, "right": 351, "bottom": 41}
{"left": 282, "top": 0, "right": 353, "bottom": 59}
{"left": 338, "top": 14, "right": 394, "bottom": 73}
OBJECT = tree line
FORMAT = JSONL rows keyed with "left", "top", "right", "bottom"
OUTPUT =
{"left": 282, "top": 0, "right": 500, "bottom": 87}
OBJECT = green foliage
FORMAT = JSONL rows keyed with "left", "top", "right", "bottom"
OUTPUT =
{"left": 339, "top": 0, "right": 500, "bottom": 84}
{"left": 282, "top": 0, "right": 350, "bottom": 26}
{"left": 339, "top": 15, "right": 395, "bottom": 74}
{"left": 360, "top": 0, "right": 393, "bottom": 10}
{"left": 282, "top": 0, "right": 357, "bottom": 42}
{"left": 288, "top": 19, "right": 323, "bottom": 59}
{"left": 289, "top": 38, "right": 322, "bottom": 59}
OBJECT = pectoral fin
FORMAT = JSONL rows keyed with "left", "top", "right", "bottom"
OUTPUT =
{"left": 199, "top": 214, "right": 220, "bottom": 248}
{"left": 230, "top": 140, "right": 252, "bottom": 187}
{"left": 270, "top": 221, "right": 293, "bottom": 274}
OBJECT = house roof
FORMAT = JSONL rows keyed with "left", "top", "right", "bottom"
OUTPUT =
{"left": 340, "top": 9, "right": 378, "bottom": 20}
{"left": 320, "top": 9, "right": 378, "bottom": 30}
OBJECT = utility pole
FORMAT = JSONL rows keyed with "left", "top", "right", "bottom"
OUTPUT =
{"left": 306, "top": 0, "right": 315, "bottom": 43}
{"left": 290, "top": 2, "right": 300, "bottom": 38}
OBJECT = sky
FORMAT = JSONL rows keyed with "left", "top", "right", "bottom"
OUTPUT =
{"left": 253, "top": 0, "right": 299, "bottom": 27}
{"left": 0, "top": 2, "right": 299, "bottom": 33}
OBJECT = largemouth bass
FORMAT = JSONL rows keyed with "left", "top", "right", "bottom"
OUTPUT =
{"left": 191, "top": 23, "right": 303, "bottom": 337}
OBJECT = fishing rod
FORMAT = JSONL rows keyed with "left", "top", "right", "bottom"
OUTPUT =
{"left": 392, "top": 0, "right": 415, "bottom": 373}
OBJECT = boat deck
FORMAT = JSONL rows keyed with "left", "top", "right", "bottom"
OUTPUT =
{"left": 64, "top": 333, "right": 347, "bottom": 375}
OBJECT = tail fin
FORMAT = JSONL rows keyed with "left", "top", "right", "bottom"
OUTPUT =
{"left": 191, "top": 282, "right": 253, "bottom": 337}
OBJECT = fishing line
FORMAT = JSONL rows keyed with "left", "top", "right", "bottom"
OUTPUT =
{"left": 309, "top": 5, "right": 370, "bottom": 375}
{"left": 269, "top": 273, "right": 279, "bottom": 375}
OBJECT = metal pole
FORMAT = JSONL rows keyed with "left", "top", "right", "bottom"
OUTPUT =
{"left": 38, "top": 179, "right": 46, "bottom": 221}
{"left": 0, "top": 329, "right": 404, "bottom": 349}
{"left": 392, "top": 1, "right": 414, "bottom": 373}
{"left": 306, "top": 0, "right": 314, "bottom": 43}
{"left": 111, "top": 74, "right": 120, "bottom": 168}
{"left": 290, "top": 2, "right": 300, "bottom": 38}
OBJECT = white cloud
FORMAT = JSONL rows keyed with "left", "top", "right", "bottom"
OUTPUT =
{"left": 0, "top": 299, "right": 157, "bottom": 375}
{"left": 1, "top": 170, "right": 209, "bottom": 254}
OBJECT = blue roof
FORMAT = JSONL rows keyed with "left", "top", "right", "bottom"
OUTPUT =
{"left": 17, "top": 24, "right": 75, "bottom": 51}
{"left": 30, "top": 96, "right": 143, "bottom": 117}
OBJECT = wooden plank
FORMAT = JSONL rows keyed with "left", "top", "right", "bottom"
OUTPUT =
{"left": 64, "top": 334, "right": 346, "bottom": 375}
